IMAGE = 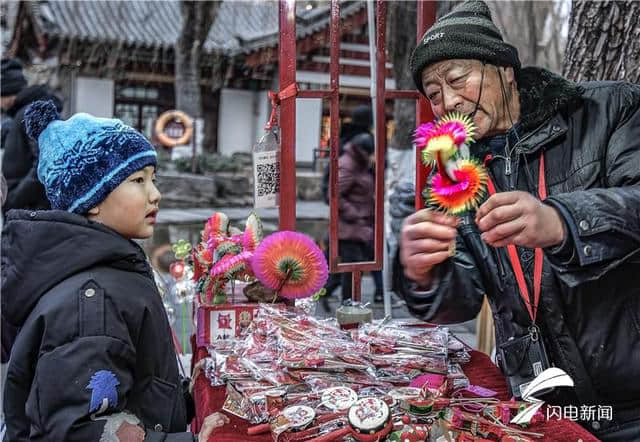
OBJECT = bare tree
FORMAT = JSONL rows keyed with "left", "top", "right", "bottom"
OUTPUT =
{"left": 563, "top": 0, "right": 640, "bottom": 83}
{"left": 386, "top": 0, "right": 417, "bottom": 151}
{"left": 175, "top": 1, "right": 222, "bottom": 118}
{"left": 386, "top": 1, "right": 463, "bottom": 151}
{"left": 489, "top": 1, "right": 568, "bottom": 73}
{"left": 437, "top": 1, "right": 461, "bottom": 18}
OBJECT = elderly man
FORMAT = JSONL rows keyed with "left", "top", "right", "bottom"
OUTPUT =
{"left": 394, "top": 1, "right": 640, "bottom": 440}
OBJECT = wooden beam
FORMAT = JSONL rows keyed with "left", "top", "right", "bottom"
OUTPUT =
{"left": 245, "top": 8, "right": 368, "bottom": 68}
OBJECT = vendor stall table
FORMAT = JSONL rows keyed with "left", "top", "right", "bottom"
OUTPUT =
{"left": 191, "top": 345, "right": 600, "bottom": 442}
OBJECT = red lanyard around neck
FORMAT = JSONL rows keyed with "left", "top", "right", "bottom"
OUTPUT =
{"left": 484, "top": 153, "right": 546, "bottom": 323}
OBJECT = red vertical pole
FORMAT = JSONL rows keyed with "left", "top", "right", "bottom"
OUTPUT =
{"left": 191, "top": 119, "right": 197, "bottom": 174}
{"left": 374, "top": 0, "right": 386, "bottom": 268}
{"left": 279, "top": 0, "right": 297, "bottom": 230}
{"left": 351, "top": 271, "right": 362, "bottom": 304}
{"left": 328, "top": 0, "right": 341, "bottom": 273}
{"left": 415, "top": 1, "right": 436, "bottom": 210}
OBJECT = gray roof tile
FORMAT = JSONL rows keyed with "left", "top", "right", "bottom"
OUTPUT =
{"left": 30, "top": 0, "right": 364, "bottom": 55}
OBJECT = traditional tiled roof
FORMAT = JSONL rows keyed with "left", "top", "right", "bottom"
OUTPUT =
{"left": 238, "top": 2, "right": 365, "bottom": 53}
{"left": 26, "top": 0, "right": 365, "bottom": 55}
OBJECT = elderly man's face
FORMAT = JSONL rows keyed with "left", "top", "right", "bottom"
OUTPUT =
{"left": 421, "top": 59, "right": 517, "bottom": 139}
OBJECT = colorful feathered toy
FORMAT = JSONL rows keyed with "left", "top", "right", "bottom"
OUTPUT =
{"left": 171, "top": 211, "right": 328, "bottom": 305}
{"left": 414, "top": 112, "right": 487, "bottom": 214}
{"left": 187, "top": 212, "right": 263, "bottom": 304}
{"left": 251, "top": 231, "right": 328, "bottom": 300}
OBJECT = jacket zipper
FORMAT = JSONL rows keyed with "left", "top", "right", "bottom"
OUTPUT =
{"left": 505, "top": 137, "right": 513, "bottom": 176}
{"left": 505, "top": 117, "right": 565, "bottom": 179}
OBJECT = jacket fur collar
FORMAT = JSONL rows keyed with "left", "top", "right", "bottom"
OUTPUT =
{"left": 516, "top": 67, "right": 584, "bottom": 131}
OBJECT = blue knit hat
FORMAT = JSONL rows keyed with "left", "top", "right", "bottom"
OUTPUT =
{"left": 24, "top": 100, "right": 157, "bottom": 214}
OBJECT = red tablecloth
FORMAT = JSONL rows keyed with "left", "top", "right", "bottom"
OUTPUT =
{"left": 191, "top": 345, "right": 599, "bottom": 442}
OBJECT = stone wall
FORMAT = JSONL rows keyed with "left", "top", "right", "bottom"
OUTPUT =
{"left": 157, "top": 167, "right": 324, "bottom": 208}
{"left": 156, "top": 172, "right": 220, "bottom": 208}
{"left": 296, "top": 171, "right": 324, "bottom": 201}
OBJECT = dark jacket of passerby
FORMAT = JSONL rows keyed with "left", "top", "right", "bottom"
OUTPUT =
{"left": 1, "top": 114, "right": 13, "bottom": 148}
{"left": 2, "top": 210, "right": 193, "bottom": 442}
{"left": 322, "top": 106, "right": 372, "bottom": 203}
{"left": 393, "top": 67, "right": 640, "bottom": 434}
{"left": 2, "top": 85, "right": 61, "bottom": 212}
{"left": 338, "top": 133, "right": 375, "bottom": 244}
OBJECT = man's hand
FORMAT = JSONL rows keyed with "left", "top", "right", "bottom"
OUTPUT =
{"left": 400, "top": 209, "right": 458, "bottom": 287}
{"left": 475, "top": 191, "right": 565, "bottom": 249}
{"left": 198, "top": 412, "right": 230, "bottom": 442}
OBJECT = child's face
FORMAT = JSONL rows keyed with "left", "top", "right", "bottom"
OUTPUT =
{"left": 88, "top": 165, "right": 161, "bottom": 239}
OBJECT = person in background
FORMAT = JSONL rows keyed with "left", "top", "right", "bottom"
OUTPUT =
{"left": 1, "top": 58, "right": 61, "bottom": 213}
{"left": 322, "top": 105, "right": 374, "bottom": 204}
{"left": 2, "top": 100, "right": 227, "bottom": 442}
{"left": 336, "top": 132, "right": 384, "bottom": 304}
{"left": 1, "top": 113, "right": 12, "bottom": 149}
{"left": 393, "top": 1, "right": 640, "bottom": 440}
{"left": 322, "top": 106, "right": 384, "bottom": 306}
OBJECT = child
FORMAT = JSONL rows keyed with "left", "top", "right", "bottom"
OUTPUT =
{"left": 1, "top": 101, "right": 227, "bottom": 441}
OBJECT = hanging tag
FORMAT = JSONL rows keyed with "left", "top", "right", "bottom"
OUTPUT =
{"left": 252, "top": 128, "right": 280, "bottom": 209}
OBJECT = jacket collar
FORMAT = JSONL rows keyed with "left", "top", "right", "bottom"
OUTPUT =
{"left": 474, "top": 68, "right": 583, "bottom": 158}
{"left": 512, "top": 67, "right": 583, "bottom": 154}
{"left": 517, "top": 67, "right": 583, "bottom": 131}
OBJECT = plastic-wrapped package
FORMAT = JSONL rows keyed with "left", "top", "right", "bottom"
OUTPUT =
{"left": 204, "top": 351, "right": 242, "bottom": 386}
{"left": 204, "top": 303, "right": 537, "bottom": 441}
{"left": 225, "top": 381, "right": 267, "bottom": 423}
{"left": 370, "top": 353, "right": 448, "bottom": 375}
{"left": 358, "top": 322, "right": 449, "bottom": 358}
{"left": 448, "top": 334, "right": 472, "bottom": 365}
{"left": 237, "top": 332, "right": 276, "bottom": 363}
{"left": 447, "top": 363, "right": 470, "bottom": 391}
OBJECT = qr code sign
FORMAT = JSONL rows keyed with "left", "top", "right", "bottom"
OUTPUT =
{"left": 256, "top": 162, "right": 280, "bottom": 196}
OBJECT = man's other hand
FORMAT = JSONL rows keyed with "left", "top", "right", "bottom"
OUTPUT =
{"left": 400, "top": 209, "right": 458, "bottom": 288}
{"left": 475, "top": 191, "right": 565, "bottom": 249}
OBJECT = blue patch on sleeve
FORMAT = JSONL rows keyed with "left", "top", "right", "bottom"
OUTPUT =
{"left": 86, "top": 370, "right": 120, "bottom": 414}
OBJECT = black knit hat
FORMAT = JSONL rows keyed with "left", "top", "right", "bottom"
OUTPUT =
{"left": 1, "top": 59, "right": 27, "bottom": 97}
{"left": 409, "top": 0, "right": 521, "bottom": 97}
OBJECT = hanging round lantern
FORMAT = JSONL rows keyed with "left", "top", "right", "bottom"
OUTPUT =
{"left": 155, "top": 110, "right": 194, "bottom": 147}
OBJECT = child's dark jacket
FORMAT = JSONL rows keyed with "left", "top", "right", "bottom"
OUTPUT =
{"left": 2, "top": 210, "right": 193, "bottom": 441}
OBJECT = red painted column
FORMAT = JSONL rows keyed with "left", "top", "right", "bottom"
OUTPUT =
{"left": 374, "top": 0, "right": 387, "bottom": 269}
{"left": 278, "top": 0, "right": 297, "bottom": 230}
{"left": 351, "top": 271, "right": 362, "bottom": 305}
{"left": 415, "top": 0, "right": 437, "bottom": 210}
{"left": 328, "top": 0, "right": 341, "bottom": 274}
